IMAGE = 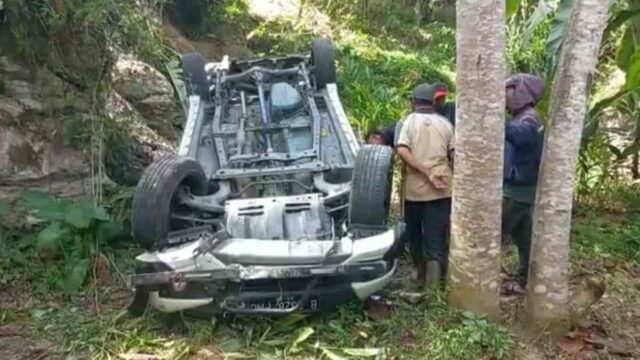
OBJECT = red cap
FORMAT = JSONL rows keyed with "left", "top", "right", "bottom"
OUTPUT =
{"left": 433, "top": 89, "right": 447, "bottom": 100}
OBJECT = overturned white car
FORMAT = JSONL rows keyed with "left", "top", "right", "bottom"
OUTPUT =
{"left": 128, "top": 38, "right": 400, "bottom": 315}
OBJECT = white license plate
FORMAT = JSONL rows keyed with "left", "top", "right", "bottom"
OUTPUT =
{"left": 245, "top": 296, "right": 320, "bottom": 311}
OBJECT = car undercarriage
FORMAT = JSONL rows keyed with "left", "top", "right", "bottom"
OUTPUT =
{"left": 128, "top": 38, "right": 399, "bottom": 315}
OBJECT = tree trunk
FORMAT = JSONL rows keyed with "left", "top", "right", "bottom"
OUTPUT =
{"left": 447, "top": 0, "right": 505, "bottom": 320}
{"left": 632, "top": 150, "right": 639, "bottom": 179}
{"left": 524, "top": 0, "right": 610, "bottom": 336}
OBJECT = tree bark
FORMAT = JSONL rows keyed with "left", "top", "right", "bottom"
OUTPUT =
{"left": 524, "top": 0, "right": 610, "bottom": 336}
{"left": 447, "top": 0, "right": 505, "bottom": 320}
{"left": 632, "top": 150, "right": 639, "bottom": 179}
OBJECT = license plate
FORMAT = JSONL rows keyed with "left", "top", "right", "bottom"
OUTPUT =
{"left": 245, "top": 296, "right": 320, "bottom": 311}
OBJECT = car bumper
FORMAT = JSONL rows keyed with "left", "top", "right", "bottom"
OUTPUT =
{"left": 131, "top": 227, "right": 401, "bottom": 314}
{"left": 145, "top": 261, "right": 396, "bottom": 314}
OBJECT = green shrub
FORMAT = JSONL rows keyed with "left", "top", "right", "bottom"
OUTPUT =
{"left": 572, "top": 209, "right": 640, "bottom": 265}
{"left": 338, "top": 44, "right": 454, "bottom": 134}
{"left": 7, "top": 0, "right": 170, "bottom": 68}
{"left": 19, "top": 191, "right": 127, "bottom": 294}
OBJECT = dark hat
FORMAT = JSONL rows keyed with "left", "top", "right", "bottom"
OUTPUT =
{"left": 412, "top": 83, "right": 446, "bottom": 102}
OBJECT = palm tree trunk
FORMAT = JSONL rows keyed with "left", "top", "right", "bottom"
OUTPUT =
{"left": 524, "top": 0, "right": 610, "bottom": 337}
{"left": 447, "top": 0, "right": 505, "bottom": 320}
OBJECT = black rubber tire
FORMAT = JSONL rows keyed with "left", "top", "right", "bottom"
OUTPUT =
{"left": 349, "top": 145, "right": 394, "bottom": 226}
{"left": 181, "top": 52, "right": 209, "bottom": 98}
{"left": 310, "top": 38, "right": 336, "bottom": 89}
{"left": 132, "top": 154, "right": 208, "bottom": 250}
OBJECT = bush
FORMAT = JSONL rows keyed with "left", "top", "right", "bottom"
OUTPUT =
{"left": 6, "top": 0, "right": 170, "bottom": 68}
{"left": 338, "top": 44, "right": 454, "bottom": 134}
{"left": 17, "top": 191, "right": 128, "bottom": 294}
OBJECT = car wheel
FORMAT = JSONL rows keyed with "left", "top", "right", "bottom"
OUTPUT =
{"left": 132, "top": 154, "right": 208, "bottom": 250}
{"left": 310, "top": 38, "right": 336, "bottom": 89}
{"left": 181, "top": 52, "right": 209, "bottom": 98}
{"left": 349, "top": 145, "right": 394, "bottom": 227}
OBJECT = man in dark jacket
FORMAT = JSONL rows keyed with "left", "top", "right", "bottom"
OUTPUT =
{"left": 502, "top": 73, "right": 545, "bottom": 294}
{"left": 434, "top": 83, "right": 456, "bottom": 126}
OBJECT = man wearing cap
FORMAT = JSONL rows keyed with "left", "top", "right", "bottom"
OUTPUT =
{"left": 396, "top": 83, "right": 455, "bottom": 288}
{"left": 433, "top": 83, "right": 456, "bottom": 126}
{"left": 366, "top": 84, "right": 453, "bottom": 146}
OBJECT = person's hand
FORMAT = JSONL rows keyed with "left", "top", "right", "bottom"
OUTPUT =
{"left": 428, "top": 174, "right": 448, "bottom": 190}
{"left": 419, "top": 166, "right": 449, "bottom": 190}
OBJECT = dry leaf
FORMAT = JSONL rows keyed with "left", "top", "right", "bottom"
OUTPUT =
{"left": 557, "top": 334, "right": 588, "bottom": 355}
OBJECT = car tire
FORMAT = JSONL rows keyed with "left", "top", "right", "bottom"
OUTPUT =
{"left": 349, "top": 145, "right": 394, "bottom": 226}
{"left": 132, "top": 154, "right": 208, "bottom": 250}
{"left": 311, "top": 38, "right": 336, "bottom": 89}
{"left": 181, "top": 52, "right": 209, "bottom": 98}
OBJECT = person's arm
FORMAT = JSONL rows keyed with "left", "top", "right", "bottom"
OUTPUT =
{"left": 505, "top": 120, "right": 537, "bottom": 146}
{"left": 396, "top": 145, "right": 428, "bottom": 175}
{"left": 397, "top": 145, "right": 447, "bottom": 189}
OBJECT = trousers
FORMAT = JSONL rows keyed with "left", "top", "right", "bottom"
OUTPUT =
{"left": 404, "top": 198, "right": 451, "bottom": 272}
{"left": 502, "top": 197, "right": 533, "bottom": 284}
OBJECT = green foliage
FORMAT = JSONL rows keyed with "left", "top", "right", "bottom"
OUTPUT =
{"left": 617, "top": 27, "right": 637, "bottom": 70}
{"left": 506, "top": 0, "right": 520, "bottom": 18}
{"left": 338, "top": 45, "right": 453, "bottom": 134}
{"left": 545, "top": 0, "right": 574, "bottom": 75}
{"left": 102, "top": 185, "right": 135, "bottom": 222}
{"left": 576, "top": 135, "right": 617, "bottom": 197}
{"left": 18, "top": 191, "right": 126, "bottom": 294}
{"left": 165, "top": 57, "right": 187, "bottom": 114}
{"left": 0, "top": 229, "right": 29, "bottom": 286}
{"left": 6, "top": 0, "right": 170, "bottom": 68}
{"left": 583, "top": 89, "right": 629, "bottom": 145}
{"left": 8, "top": 24, "right": 38, "bottom": 63}
{"left": 23, "top": 292, "right": 512, "bottom": 359}
{"left": 625, "top": 47, "right": 640, "bottom": 90}
{"left": 506, "top": 3, "right": 552, "bottom": 74}
{"left": 572, "top": 207, "right": 640, "bottom": 266}
{"left": 248, "top": 15, "right": 324, "bottom": 54}
{"left": 243, "top": 1, "right": 455, "bottom": 136}
{"left": 168, "top": 0, "right": 253, "bottom": 39}
{"left": 604, "top": 8, "right": 640, "bottom": 39}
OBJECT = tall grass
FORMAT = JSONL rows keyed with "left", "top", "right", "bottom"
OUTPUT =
{"left": 249, "top": 1, "right": 456, "bottom": 134}
{"left": 337, "top": 44, "right": 454, "bottom": 134}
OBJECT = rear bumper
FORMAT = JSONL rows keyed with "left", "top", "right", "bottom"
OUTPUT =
{"left": 145, "top": 261, "right": 397, "bottom": 314}
{"left": 131, "top": 226, "right": 401, "bottom": 314}
{"left": 131, "top": 261, "right": 390, "bottom": 286}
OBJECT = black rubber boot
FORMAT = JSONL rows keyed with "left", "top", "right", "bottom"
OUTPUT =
{"left": 425, "top": 260, "right": 442, "bottom": 289}
{"left": 412, "top": 252, "right": 426, "bottom": 288}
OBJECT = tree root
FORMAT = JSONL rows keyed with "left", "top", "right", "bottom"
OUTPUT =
{"left": 569, "top": 277, "right": 606, "bottom": 326}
